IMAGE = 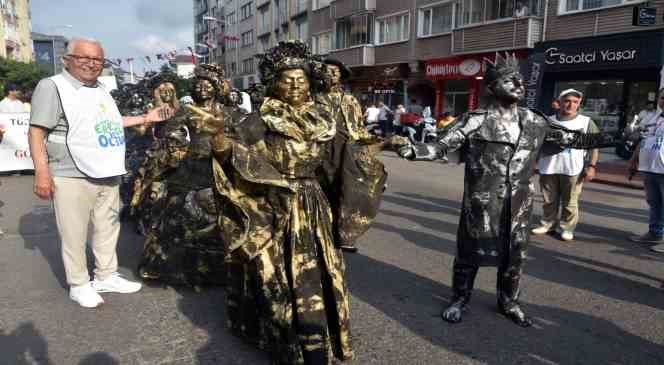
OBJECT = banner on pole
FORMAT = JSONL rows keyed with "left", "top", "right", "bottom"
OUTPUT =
{"left": 0, "top": 113, "right": 34, "bottom": 171}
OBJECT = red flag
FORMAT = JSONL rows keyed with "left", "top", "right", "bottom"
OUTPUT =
{"left": 187, "top": 47, "right": 197, "bottom": 64}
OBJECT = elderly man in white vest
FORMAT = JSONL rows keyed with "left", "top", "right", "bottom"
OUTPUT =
{"left": 28, "top": 38, "right": 172, "bottom": 308}
{"left": 532, "top": 89, "right": 600, "bottom": 241}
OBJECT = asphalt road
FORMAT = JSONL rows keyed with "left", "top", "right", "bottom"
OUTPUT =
{"left": 0, "top": 153, "right": 663, "bottom": 365}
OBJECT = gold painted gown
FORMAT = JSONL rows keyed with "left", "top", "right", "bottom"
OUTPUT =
{"left": 212, "top": 97, "right": 386, "bottom": 364}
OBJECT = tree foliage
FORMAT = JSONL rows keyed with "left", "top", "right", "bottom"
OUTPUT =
{"left": 0, "top": 57, "right": 48, "bottom": 96}
{"left": 159, "top": 63, "right": 192, "bottom": 97}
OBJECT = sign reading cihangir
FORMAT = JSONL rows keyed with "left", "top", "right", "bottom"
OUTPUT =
{"left": 0, "top": 113, "right": 34, "bottom": 171}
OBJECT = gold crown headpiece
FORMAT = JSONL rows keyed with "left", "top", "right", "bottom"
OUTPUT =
{"left": 257, "top": 41, "right": 314, "bottom": 85}
{"left": 193, "top": 64, "right": 225, "bottom": 89}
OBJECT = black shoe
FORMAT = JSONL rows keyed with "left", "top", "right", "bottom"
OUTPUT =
{"left": 499, "top": 304, "right": 533, "bottom": 327}
{"left": 339, "top": 244, "right": 358, "bottom": 253}
{"left": 441, "top": 298, "right": 468, "bottom": 323}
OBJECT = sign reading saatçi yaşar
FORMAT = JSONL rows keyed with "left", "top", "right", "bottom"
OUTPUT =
{"left": 545, "top": 47, "right": 638, "bottom": 66}
{"left": 0, "top": 113, "right": 34, "bottom": 171}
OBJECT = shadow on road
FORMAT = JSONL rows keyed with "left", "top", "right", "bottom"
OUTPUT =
{"left": 175, "top": 287, "right": 269, "bottom": 364}
{"left": 346, "top": 253, "right": 664, "bottom": 364}
{"left": 79, "top": 352, "right": 119, "bottom": 365}
{"left": 378, "top": 191, "right": 664, "bottom": 312}
{"left": 0, "top": 322, "right": 53, "bottom": 365}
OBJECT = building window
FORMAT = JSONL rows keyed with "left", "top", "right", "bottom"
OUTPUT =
{"left": 258, "top": 7, "right": 269, "bottom": 33}
{"left": 560, "top": 0, "right": 629, "bottom": 13}
{"left": 295, "top": 19, "right": 308, "bottom": 40}
{"left": 227, "top": 12, "right": 237, "bottom": 25}
{"left": 243, "top": 58, "right": 255, "bottom": 74}
{"left": 313, "top": 0, "right": 331, "bottom": 10}
{"left": 457, "top": 0, "right": 543, "bottom": 26}
{"left": 258, "top": 36, "right": 270, "bottom": 53}
{"left": 242, "top": 30, "right": 254, "bottom": 47}
{"left": 229, "top": 62, "right": 237, "bottom": 76}
{"left": 376, "top": 12, "right": 410, "bottom": 45}
{"left": 419, "top": 2, "right": 454, "bottom": 36}
{"left": 335, "top": 14, "right": 373, "bottom": 50}
{"left": 241, "top": 2, "right": 253, "bottom": 20}
{"left": 487, "top": 0, "right": 517, "bottom": 21}
{"left": 227, "top": 38, "right": 238, "bottom": 50}
{"left": 312, "top": 32, "right": 332, "bottom": 55}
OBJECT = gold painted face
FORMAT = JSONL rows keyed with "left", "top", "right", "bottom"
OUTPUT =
{"left": 326, "top": 64, "right": 341, "bottom": 87}
{"left": 193, "top": 79, "right": 215, "bottom": 102}
{"left": 158, "top": 83, "right": 176, "bottom": 103}
{"left": 274, "top": 68, "right": 311, "bottom": 107}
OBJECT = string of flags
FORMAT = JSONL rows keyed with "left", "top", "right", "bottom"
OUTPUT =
{"left": 105, "top": 31, "right": 241, "bottom": 67}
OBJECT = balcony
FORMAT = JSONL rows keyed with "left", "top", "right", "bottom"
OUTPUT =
{"left": 257, "top": 22, "right": 271, "bottom": 36}
{"left": 195, "top": 0, "right": 209, "bottom": 16}
{"left": 452, "top": 17, "right": 543, "bottom": 54}
{"left": 330, "top": 45, "right": 374, "bottom": 67}
{"left": 256, "top": 0, "right": 270, "bottom": 8}
{"left": 292, "top": 0, "right": 308, "bottom": 18}
{"left": 332, "top": 0, "right": 375, "bottom": 19}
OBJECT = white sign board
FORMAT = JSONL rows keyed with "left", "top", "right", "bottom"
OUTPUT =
{"left": 0, "top": 113, "right": 34, "bottom": 171}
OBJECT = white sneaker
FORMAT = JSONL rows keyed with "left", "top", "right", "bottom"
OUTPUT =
{"left": 531, "top": 225, "right": 554, "bottom": 235}
{"left": 92, "top": 272, "right": 142, "bottom": 294}
{"left": 561, "top": 230, "right": 574, "bottom": 242}
{"left": 70, "top": 283, "right": 104, "bottom": 308}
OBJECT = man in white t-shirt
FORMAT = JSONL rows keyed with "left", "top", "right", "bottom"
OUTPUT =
{"left": 629, "top": 88, "right": 664, "bottom": 252}
{"left": 365, "top": 102, "right": 380, "bottom": 125}
{"left": 532, "top": 89, "right": 599, "bottom": 241}
{"left": 0, "top": 83, "right": 28, "bottom": 113}
{"left": 637, "top": 101, "right": 659, "bottom": 126}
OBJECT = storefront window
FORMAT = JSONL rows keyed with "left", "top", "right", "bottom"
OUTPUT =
{"left": 444, "top": 79, "right": 470, "bottom": 116}
{"left": 555, "top": 80, "right": 624, "bottom": 132}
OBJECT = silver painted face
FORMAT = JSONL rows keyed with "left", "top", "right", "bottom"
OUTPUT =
{"left": 492, "top": 72, "right": 525, "bottom": 103}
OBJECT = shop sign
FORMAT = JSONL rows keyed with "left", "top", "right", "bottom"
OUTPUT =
{"left": 426, "top": 51, "right": 528, "bottom": 80}
{"left": 426, "top": 57, "right": 483, "bottom": 79}
{"left": 374, "top": 89, "right": 395, "bottom": 94}
{"left": 545, "top": 47, "right": 637, "bottom": 65}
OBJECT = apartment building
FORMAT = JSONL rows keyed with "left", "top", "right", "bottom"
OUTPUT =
{"left": 32, "top": 32, "right": 67, "bottom": 76}
{"left": 1, "top": 0, "right": 33, "bottom": 62}
{"left": 310, "top": 0, "right": 664, "bottom": 125}
{"left": 194, "top": 0, "right": 309, "bottom": 90}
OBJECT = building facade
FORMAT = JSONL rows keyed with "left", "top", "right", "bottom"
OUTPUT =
{"left": 308, "top": 0, "right": 664, "bottom": 124}
{"left": 32, "top": 32, "right": 67, "bottom": 76}
{"left": 194, "top": 0, "right": 310, "bottom": 90}
{"left": 1, "top": 0, "right": 33, "bottom": 62}
{"left": 530, "top": 0, "right": 664, "bottom": 132}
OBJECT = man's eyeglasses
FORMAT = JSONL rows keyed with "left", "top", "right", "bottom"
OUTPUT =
{"left": 65, "top": 54, "right": 105, "bottom": 66}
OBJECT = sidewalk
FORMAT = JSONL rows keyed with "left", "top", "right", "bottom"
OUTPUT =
{"left": 594, "top": 149, "right": 643, "bottom": 190}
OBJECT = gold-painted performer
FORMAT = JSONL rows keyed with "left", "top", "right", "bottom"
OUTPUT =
{"left": 316, "top": 58, "right": 390, "bottom": 252}
{"left": 137, "top": 65, "right": 227, "bottom": 286}
{"left": 211, "top": 41, "right": 387, "bottom": 364}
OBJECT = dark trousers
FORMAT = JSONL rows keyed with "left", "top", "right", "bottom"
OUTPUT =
{"left": 452, "top": 258, "right": 524, "bottom": 310}
{"left": 379, "top": 119, "right": 391, "bottom": 135}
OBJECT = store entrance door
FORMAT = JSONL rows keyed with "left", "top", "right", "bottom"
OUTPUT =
{"left": 444, "top": 92, "right": 469, "bottom": 116}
